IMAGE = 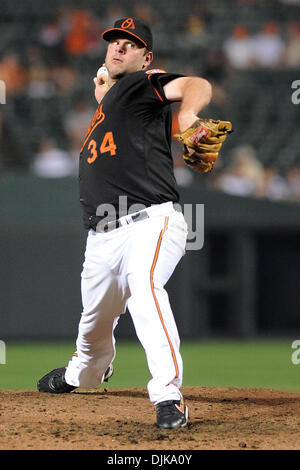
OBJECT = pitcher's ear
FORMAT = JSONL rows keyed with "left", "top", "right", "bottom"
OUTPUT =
{"left": 142, "top": 51, "right": 153, "bottom": 69}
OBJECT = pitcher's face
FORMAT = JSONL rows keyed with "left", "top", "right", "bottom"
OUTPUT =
{"left": 105, "top": 37, "right": 153, "bottom": 78}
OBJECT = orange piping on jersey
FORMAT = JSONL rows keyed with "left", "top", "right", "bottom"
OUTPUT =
{"left": 150, "top": 216, "right": 179, "bottom": 379}
{"left": 147, "top": 74, "right": 164, "bottom": 102}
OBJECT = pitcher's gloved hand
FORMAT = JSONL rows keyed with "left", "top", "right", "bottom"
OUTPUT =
{"left": 173, "top": 118, "right": 233, "bottom": 173}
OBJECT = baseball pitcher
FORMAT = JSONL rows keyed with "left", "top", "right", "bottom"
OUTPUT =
{"left": 37, "top": 17, "right": 232, "bottom": 429}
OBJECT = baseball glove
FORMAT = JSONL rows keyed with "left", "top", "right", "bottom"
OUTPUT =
{"left": 173, "top": 118, "right": 233, "bottom": 173}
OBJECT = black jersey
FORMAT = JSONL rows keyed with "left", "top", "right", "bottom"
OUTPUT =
{"left": 79, "top": 69, "right": 183, "bottom": 229}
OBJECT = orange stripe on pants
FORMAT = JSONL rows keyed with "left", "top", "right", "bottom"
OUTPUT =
{"left": 150, "top": 216, "right": 179, "bottom": 379}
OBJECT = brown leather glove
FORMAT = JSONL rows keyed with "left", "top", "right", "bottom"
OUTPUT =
{"left": 173, "top": 118, "right": 233, "bottom": 173}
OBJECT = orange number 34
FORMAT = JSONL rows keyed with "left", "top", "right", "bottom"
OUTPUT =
{"left": 87, "top": 132, "right": 117, "bottom": 164}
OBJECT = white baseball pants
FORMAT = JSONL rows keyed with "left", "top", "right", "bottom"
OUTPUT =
{"left": 65, "top": 202, "right": 188, "bottom": 404}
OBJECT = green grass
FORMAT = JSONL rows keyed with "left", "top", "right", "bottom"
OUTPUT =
{"left": 181, "top": 340, "right": 300, "bottom": 391}
{"left": 0, "top": 340, "right": 299, "bottom": 392}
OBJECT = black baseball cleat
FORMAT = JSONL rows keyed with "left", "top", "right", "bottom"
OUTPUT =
{"left": 37, "top": 365, "right": 114, "bottom": 393}
{"left": 37, "top": 367, "right": 77, "bottom": 394}
{"left": 155, "top": 397, "right": 188, "bottom": 429}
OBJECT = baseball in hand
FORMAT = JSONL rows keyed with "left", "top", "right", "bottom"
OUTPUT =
{"left": 97, "top": 65, "right": 108, "bottom": 77}
{"left": 94, "top": 65, "right": 109, "bottom": 103}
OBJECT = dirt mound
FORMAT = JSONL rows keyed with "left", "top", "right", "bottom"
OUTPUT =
{"left": 0, "top": 386, "right": 300, "bottom": 450}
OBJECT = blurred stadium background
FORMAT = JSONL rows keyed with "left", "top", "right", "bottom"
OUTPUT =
{"left": 1, "top": 0, "right": 300, "bottom": 390}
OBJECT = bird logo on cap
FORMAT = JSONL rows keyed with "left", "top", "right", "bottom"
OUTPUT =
{"left": 121, "top": 18, "right": 135, "bottom": 29}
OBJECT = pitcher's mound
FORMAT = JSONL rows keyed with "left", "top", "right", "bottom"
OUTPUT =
{"left": 0, "top": 386, "right": 299, "bottom": 450}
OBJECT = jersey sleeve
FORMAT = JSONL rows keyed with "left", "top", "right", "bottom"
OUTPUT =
{"left": 146, "top": 70, "right": 185, "bottom": 104}
{"left": 113, "top": 70, "right": 185, "bottom": 111}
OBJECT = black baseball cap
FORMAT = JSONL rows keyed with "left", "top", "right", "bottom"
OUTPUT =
{"left": 102, "top": 17, "right": 153, "bottom": 51}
